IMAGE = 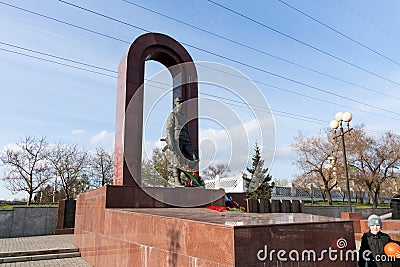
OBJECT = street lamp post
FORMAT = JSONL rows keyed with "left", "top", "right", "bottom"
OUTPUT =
{"left": 330, "top": 112, "right": 353, "bottom": 212}
{"left": 53, "top": 176, "right": 57, "bottom": 203}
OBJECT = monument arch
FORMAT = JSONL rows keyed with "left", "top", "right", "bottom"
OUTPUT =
{"left": 114, "top": 32, "right": 199, "bottom": 186}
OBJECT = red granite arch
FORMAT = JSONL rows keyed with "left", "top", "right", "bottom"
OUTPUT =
{"left": 114, "top": 33, "right": 198, "bottom": 186}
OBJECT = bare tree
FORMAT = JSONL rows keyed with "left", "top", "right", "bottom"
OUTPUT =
{"left": 348, "top": 130, "right": 400, "bottom": 207}
{"left": 202, "top": 163, "right": 230, "bottom": 180}
{"left": 293, "top": 172, "right": 330, "bottom": 203}
{"left": 90, "top": 147, "right": 113, "bottom": 188}
{"left": 347, "top": 164, "right": 366, "bottom": 204}
{"left": 294, "top": 126, "right": 400, "bottom": 207}
{"left": 140, "top": 148, "right": 172, "bottom": 187}
{"left": 273, "top": 178, "right": 290, "bottom": 187}
{"left": 36, "top": 184, "right": 55, "bottom": 203}
{"left": 0, "top": 136, "right": 50, "bottom": 205}
{"left": 141, "top": 159, "right": 169, "bottom": 187}
{"left": 151, "top": 147, "right": 171, "bottom": 182}
{"left": 292, "top": 131, "right": 339, "bottom": 205}
{"left": 48, "top": 143, "right": 88, "bottom": 199}
{"left": 387, "top": 173, "right": 400, "bottom": 196}
{"left": 292, "top": 174, "right": 314, "bottom": 203}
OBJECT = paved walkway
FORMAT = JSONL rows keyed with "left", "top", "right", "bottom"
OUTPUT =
{"left": 0, "top": 235, "right": 92, "bottom": 267}
{"left": 0, "top": 257, "right": 92, "bottom": 267}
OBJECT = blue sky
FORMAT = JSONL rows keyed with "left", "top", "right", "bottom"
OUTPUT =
{"left": 1, "top": 0, "right": 400, "bottom": 200}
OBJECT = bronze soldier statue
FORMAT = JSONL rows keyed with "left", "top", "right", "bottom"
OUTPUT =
{"left": 166, "top": 97, "right": 199, "bottom": 164}
{"left": 162, "top": 97, "right": 202, "bottom": 187}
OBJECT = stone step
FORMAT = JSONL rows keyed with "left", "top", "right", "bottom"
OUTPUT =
{"left": 0, "top": 247, "right": 79, "bottom": 258}
{"left": 0, "top": 248, "right": 80, "bottom": 263}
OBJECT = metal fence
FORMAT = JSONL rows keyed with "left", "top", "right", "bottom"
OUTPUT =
{"left": 205, "top": 175, "right": 390, "bottom": 203}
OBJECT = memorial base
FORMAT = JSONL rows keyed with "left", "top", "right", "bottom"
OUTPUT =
{"left": 75, "top": 186, "right": 357, "bottom": 267}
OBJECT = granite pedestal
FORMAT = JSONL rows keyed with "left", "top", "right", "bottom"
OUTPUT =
{"left": 74, "top": 187, "right": 357, "bottom": 267}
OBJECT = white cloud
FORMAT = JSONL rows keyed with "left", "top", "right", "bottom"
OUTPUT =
{"left": 275, "top": 144, "right": 294, "bottom": 157}
{"left": 70, "top": 129, "right": 85, "bottom": 135}
{"left": 0, "top": 180, "right": 27, "bottom": 201}
{"left": 269, "top": 144, "right": 297, "bottom": 177}
{"left": 196, "top": 115, "right": 275, "bottom": 173}
{"left": 90, "top": 131, "right": 115, "bottom": 150}
{"left": 142, "top": 139, "right": 165, "bottom": 161}
{"left": 3, "top": 143, "right": 20, "bottom": 152}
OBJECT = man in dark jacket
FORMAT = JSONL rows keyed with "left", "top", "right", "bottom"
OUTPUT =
{"left": 358, "top": 214, "right": 398, "bottom": 267}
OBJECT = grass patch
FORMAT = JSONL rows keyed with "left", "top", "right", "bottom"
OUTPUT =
{"left": 29, "top": 203, "right": 58, "bottom": 207}
{"left": 0, "top": 203, "right": 58, "bottom": 210}
{"left": 0, "top": 205, "right": 14, "bottom": 210}
{"left": 304, "top": 201, "right": 390, "bottom": 208}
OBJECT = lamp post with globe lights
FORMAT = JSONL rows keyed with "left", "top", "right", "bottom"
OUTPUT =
{"left": 330, "top": 112, "right": 353, "bottom": 211}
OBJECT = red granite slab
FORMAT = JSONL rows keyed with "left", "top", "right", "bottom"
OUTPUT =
{"left": 342, "top": 212, "right": 362, "bottom": 233}
{"left": 75, "top": 187, "right": 358, "bottom": 267}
